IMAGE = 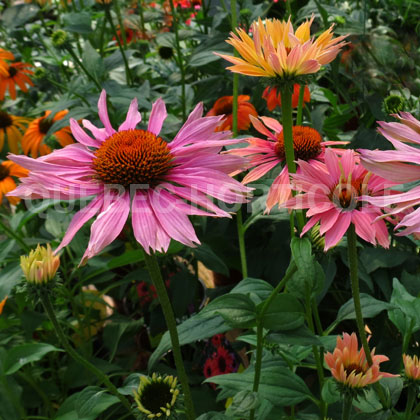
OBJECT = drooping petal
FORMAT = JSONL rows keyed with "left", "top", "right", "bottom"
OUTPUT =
{"left": 147, "top": 98, "right": 167, "bottom": 135}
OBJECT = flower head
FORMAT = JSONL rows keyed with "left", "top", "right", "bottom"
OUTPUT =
{"left": 325, "top": 333, "right": 397, "bottom": 389}
{"left": 403, "top": 354, "right": 420, "bottom": 382}
{"left": 283, "top": 149, "right": 395, "bottom": 250}
{"left": 21, "top": 110, "right": 74, "bottom": 158}
{"left": 0, "top": 61, "right": 34, "bottom": 101}
{"left": 133, "top": 373, "right": 179, "bottom": 419}
{"left": 20, "top": 244, "right": 60, "bottom": 285}
{"left": 9, "top": 91, "right": 250, "bottom": 262}
{"left": 0, "top": 160, "right": 28, "bottom": 205}
{"left": 0, "top": 110, "right": 30, "bottom": 154}
{"left": 206, "top": 95, "right": 258, "bottom": 132}
{"left": 217, "top": 16, "right": 347, "bottom": 80}
{"left": 228, "top": 116, "right": 345, "bottom": 212}
{"left": 359, "top": 112, "right": 420, "bottom": 237}
{"left": 262, "top": 84, "right": 310, "bottom": 111}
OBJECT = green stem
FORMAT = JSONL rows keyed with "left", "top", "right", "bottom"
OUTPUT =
{"left": 137, "top": 0, "right": 146, "bottom": 35}
{"left": 342, "top": 394, "right": 353, "bottom": 420}
{"left": 104, "top": 6, "right": 133, "bottom": 86}
{"left": 285, "top": 0, "right": 292, "bottom": 18}
{"left": 236, "top": 208, "right": 248, "bottom": 278}
{"left": 65, "top": 46, "right": 102, "bottom": 91}
{"left": 296, "top": 85, "right": 305, "bottom": 126}
{"left": 168, "top": 0, "right": 186, "bottom": 120}
{"left": 279, "top": 86, "right": 305, "bottom": 233}
{"left": 113, "top": 0, "right": 128, "bottom": 49}
{"left": 347, "top": 224, "right": 372, "bottom": 365}
{"left": 405, "top": 386, "right": 416, "bottom": 420}
{"left": 99, "top": 16, "right": 107, "bottom": 57}
{"left": 142, "top": 252, "right": 196, "bottom": 420}
{"left": 38, "top": 289, "right": 132, "bottom": 414}
{"left": 0, "top": 218, "right": 30, "bottom": 252}
{"left": 18, "top": 371, "right": 53, "bottom": 417}
{"left": 249, "top": 262, "right": 298, "bottom": 420}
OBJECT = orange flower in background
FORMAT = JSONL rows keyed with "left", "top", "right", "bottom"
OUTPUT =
{"left": 218, "top": 16, "right": 347, "bottom": 79}
{"left": 0, "top": 62, "right": 34, "bottom": 101}
{"left": 263, "top": 84, "right": 310, "bottom": 111}
{"left": 325, "top": 333, "right": 397, "bottom": 389}
{"left": 0, "top": 49, "right": 14, "bottom": 77}
{"left": 0, "top": 297, "right": 6, "bottom": 315}
{"left": 0, "top": 160, "right": 28, "bottom": 205}
{"left": 22, "top": 110, "right": 73, "bottom": 158}
{"left": 206, "top": 95, "right": 258, "bottom": 132}
{"left": 403, "top": 354, "right": 420, "bottom": 381}
{"left": 0, "top": 110, "right": 30, "bottom": 154}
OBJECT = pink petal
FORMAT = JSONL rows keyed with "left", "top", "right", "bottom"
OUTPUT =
{"left": 250, "top": 115, "right": 277, "bottom": 140}
{"left": 70, "top": 118, "right": 102, "bottom": 148}
{"left": 81, "top": 192, "right": 130, "bottom": 262}
{"left": 266, "top": 166, "right": 292, "bottom": 212}
{"left": 324, "top": 212, "right": 352, "bottom": 250}
{"left": 119, "top": 97, "right": 141, "bottom": 131}
{"left": 98, "top": 90, "right": 116, "bottom": 137}
{"left": 259, "top": 116, "right": 282, "bottom": 134}
{"left": 55, "top": 194, "right": 104, "bottom": 253}
{"left": 148, "top": 98, "right": 167, "bottom": 135}
{"left": 82, "top": 119, "right": 108, "bottom": 141}
{"left": 242, "top": 159, "right": 278, "bottom": 184}
{"left": 352, "top": 210, "right": 376, "bottom": 245}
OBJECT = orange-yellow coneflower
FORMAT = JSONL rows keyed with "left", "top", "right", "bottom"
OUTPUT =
{"left": 206, "top": 95, "right": 258, "bottom": 132}
{"left": 0, "top": 62, "right": 34, "bottom": 101}
{"left": 0, "top": 110, "right": 30, "bottom": 154}
{"left": 217, "top": 16, "right": 347, "bottom": 80}
{"left": 0, "top": 49, "right": 14, "bottom": 78}
{"left": 0, "top": 160, "right": 28, "bottom": 205}
{"left": 22, "top": 110, "right": 73, "bottom": 158}
{"left": 325, "top": 333, "right": 397, "bottom": 389}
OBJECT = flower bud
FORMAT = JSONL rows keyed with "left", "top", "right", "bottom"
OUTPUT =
{"left": 20, "top": 244, "right": 60, "bottom": 285}
{"left": 51, "top": 30, "right": 69, "bottom": 49}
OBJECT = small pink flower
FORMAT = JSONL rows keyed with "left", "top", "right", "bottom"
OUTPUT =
{"left": 8, "top": 91, "right": 250, "bottom": 262}
{"left": 325, "top": 333, "right": 397, "bottom": 388}
{"left": 360, "top": 112, "right": 420, "bottom": 236}
{"left": 228, "top": 116, "right": 345, "bottom": 213}
{"left": 284, "top": 149, "right": 394, "bottom": 250}
{"left": 403, "top": 354, "right": 420, "bottom": 381}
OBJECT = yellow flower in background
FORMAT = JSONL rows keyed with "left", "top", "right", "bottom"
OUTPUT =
{"left": 20, "top": 244, "right": 60, "bottom": 285}
{"left": 0, "top": 110, "right": 30, "bottom": 154}
{"left": 217, "top": 16, "right": 347, "bottom": 79}
{"left": 0, "top": 160, "right": 28, "bottom": 205}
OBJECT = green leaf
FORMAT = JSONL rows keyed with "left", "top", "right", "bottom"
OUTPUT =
{"left": 230, "top": 277, "right": 274, "bottom": 305}
{"left": 336, "top": 293, "right": 394, "bottom": 323}
{"left": 4, "top": 343, "right": 62, "bottom": 375}
{"left": 1, "top": 4, "right": 39, "bottom": 28}
{"left": 189, "top": 51, "right": 221, "bottom": 67}
{"left": 193, "top": 243, "right": 229, "bottom": 276}
{"left": 82, "top": 42, "right": 105, "bottom": 81}
{"left": 118, "top": 373, "right": 144, "bottom": 396}
{"left": 258, "top": 294, "right": 305, "bottom": 331}
{"left": 196, "top": 413, "right": 230, "bottom": 420}
{"left": 206, "top": 366, "right": 312, "bottom": 407}
{"left": 63, "top": 11, "right": 93, "bottom": 34}
{"left": 0, "top": 263, "right": 22, "bottom": 301}
{"left": 202, "top": 293, "right": 256, "bottom": 328}
{"left": 225, "top": 391, "right": 259, "bottom": 416}
{"left": 148, "top": 314, "right": 229, "bottom": 370}
{"left": 360, "top": 248, "right": 410, "bottom": 273}
{"left": 266, "top": 326, "right": 322, "bottom": 346}
{"left": 321, "top": 378, "right": 340, "bottom": 404}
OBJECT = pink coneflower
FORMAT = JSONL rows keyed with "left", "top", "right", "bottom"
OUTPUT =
{"left": 8, "top": 90, "right": 250, "bottom": 262}
{"left": 283, "top": 149, "right": 393, "bottom": 250}
{"left": 359, "top": 112, "right": 420, "bottom": 236}
{"left": 228, "top": 116, "right": 345, "bottom": 212}
{"left": 325, "top": 333, "right": 397, "bottom": 388}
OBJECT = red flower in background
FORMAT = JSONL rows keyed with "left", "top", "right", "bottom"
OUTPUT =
{"left": 207, "top": 95, "right": 258, "bottom": 132}
{"left": 262, "top": 84, "right": 310, "bottom": 111}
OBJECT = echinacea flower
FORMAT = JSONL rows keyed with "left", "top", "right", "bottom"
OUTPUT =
{"left": 9, "top": 91, "right": 249, "bottom": 262}
{"left": 0, "top": 49, "right": 14, "bottom": 77}
{"left": 262, "top": 84, "right": 310, "bottom": 111}
{"left": 284, "top": 149, "right": 393, "bottom": 250}
{"left": 359, "top": 112, "right": 420, "bottom": 237}
{"left": 325, "top": 332, "right": 397, "bottom": 389}
{"left": 403, "top": 354, "right": 420, "bottom": 382}
{"left": 228, "top": 116, "right": 345, "bottom": 212}
{"left": 206, "top": 95, "right": 258, "bottom": 132}
{"left": 133, "top": 373, "right": 179, "bottom": 419}
{"left": 0, "top": 160, "right": 28, "bottom": 205}
{"left": 0, "top": 110, "right": 30, "bottom": 154}
{"left": 217, "top": 16, "right": 347, "bottom": 80}
{"left": 0, "top": 61, "right": 34, "bottom": 101}
{"left": 21, "top": 110, "right": 74, "bottom": 158}
{"left": 20, "top": 244, "right": 60, "bottom": 285}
